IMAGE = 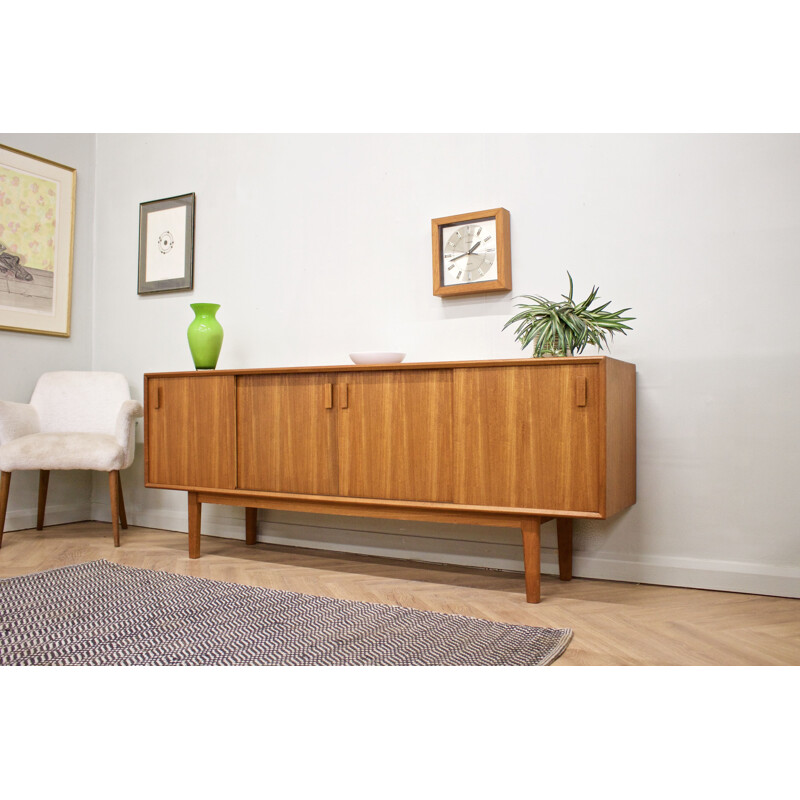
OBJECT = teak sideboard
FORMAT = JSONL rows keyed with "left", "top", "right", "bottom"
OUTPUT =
{"left": 143, "top": 357, "right": 636, "bottom": 603}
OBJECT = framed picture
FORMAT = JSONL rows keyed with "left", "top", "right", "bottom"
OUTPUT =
{"left": 138, "top": 193, "right": 195, "bottom": 294}
{"left": 432, "top": 207, "right": 511, "bottom": 297}
{"left": 0, "top": 144, "right": 76, "bottom": 337}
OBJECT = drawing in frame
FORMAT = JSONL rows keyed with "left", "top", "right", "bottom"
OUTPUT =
{"left": 138, "top": 193, "right": 195, "bottom": 294}
{"left": 0, "top": 144, "right": 76, "bottom": 337}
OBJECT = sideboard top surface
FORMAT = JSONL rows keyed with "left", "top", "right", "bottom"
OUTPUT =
{"left": 144, "top": 355, "right": 632, "bottom": 379}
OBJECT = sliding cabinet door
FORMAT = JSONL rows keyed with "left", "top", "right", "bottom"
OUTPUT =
{"left": 237, "top": 373, "right": 339, "bottom": 496}
{"left": 146, "top": 375, "right": 236, "bottom": 489}
{"left": 453, "top": 365, "right": 602, "bottom": 513}
{"left": 337, "top": 370, "right": 453, "bottom": 503}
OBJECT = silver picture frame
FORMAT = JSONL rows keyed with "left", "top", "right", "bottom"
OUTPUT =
{"left": 138, "top": 192, "right": 195, "bottom": 294}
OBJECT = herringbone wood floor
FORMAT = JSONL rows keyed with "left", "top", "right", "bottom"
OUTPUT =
{"left": 1, "top": 521, "right": 797, "bottom": 665}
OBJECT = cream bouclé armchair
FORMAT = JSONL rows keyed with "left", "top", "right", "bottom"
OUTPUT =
{"left": 0, "top": 371, "right": 143, "bottom": 548}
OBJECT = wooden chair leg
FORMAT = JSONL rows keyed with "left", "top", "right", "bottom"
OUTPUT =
{"left": 108, "top": 471, "right": 121, "bottom": 547}
{"left": 117, "top": 471, "right": 128, "bottom": 530}
{"left": 37, "top": 470, "right": 50, "bottom": 530}
{"left": 0, "top": 471, "right": 11, "bottom": 549}
{"left": 556, "top": 517, "right": 573, "bottom": 581}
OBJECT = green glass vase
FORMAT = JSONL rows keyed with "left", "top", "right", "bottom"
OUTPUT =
{"left": 187, "top": 303, "right": 224, "bottom": 370}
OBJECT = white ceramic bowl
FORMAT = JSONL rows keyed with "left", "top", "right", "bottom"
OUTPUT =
{"left": 349, "top": 352, "right": 406, "bottom": 365}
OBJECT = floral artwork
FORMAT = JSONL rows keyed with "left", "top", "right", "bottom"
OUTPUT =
{"left": 0, "top": 145, "right": 75, "bottom": 336}
{"left": 0, "top": 166, "right": 58, "bottom": 272}
{"left": 0, "top": 165, "right": 59, "bottom": 316}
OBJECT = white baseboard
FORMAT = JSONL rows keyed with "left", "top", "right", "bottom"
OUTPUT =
{"left": 570, "top": 551, "right": 800, "bottom": 599}
{"left": 2, "top": 503, "right": 93, "bottom": 533}
{"left": 92, "top": 501, "right": 800, "bottom": 600}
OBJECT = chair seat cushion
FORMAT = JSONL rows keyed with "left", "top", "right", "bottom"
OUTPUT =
{"left": 0, "top": 433, "right": 125, "bottom": 472}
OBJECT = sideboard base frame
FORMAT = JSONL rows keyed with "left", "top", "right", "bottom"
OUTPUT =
{"left": 187, "top": 489, "right": 575, "bottom": 604}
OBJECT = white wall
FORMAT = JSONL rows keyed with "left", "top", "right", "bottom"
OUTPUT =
{"left": 10, "top": 133, "right": 800, "bottom": 598}
{"left": 0, "top": 133, "right": 97, "bottom": 529}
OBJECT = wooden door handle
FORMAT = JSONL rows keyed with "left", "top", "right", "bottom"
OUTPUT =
{"left": 339, "top": 383, "right": 349, "bottom": 409}
{"left": 155, "top": 386, "right": 163, "bottom": 409}
{"left": 575, "top": 376, "right": 587, "bottom": 407}
{"left": 324, "top": 383, "right": 333, "bottom": 409}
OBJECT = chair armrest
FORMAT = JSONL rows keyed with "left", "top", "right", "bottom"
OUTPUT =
{"left": 0, "top": 401, "right": 40, "bottom": 445}
{"left": 115, "top": 399, "right": 144, "bottom": 444}
{"left": 115, "top": 399, "right": 144, "bottom": 469}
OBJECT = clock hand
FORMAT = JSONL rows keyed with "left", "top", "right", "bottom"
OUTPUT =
{"left": 448, "top": 241, "right": 483, "bottom": 262}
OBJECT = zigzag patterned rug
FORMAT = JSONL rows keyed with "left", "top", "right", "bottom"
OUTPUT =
{"left": 0, "top": 560, "right": 572, "bottom": 666}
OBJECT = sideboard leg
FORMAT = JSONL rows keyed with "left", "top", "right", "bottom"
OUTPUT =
{"left": 556, "top": 517, "right": 573, "bottom": 581}
{"left": 245, "top": 507, "right": 258, "bottom": 545}
{"left": 521, "top": 516, "right": 542, "bottom": 603}
{"left": 188, "top": 491, "right": 202, "bottom": 559}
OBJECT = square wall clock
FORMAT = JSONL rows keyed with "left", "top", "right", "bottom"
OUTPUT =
{"left": 432, "top": 207, "right": 511, "bottom": 297}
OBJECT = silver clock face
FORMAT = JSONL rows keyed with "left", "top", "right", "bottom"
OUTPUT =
{"left": 441, "top": 218, "right": 498, "bottom": 285}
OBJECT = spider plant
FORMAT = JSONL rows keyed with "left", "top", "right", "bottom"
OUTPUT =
{"left": 503, "top": 272, "right": 634, "bottom": 357}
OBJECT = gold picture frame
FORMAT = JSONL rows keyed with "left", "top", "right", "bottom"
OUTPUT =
{"left": 0, "top": 144, "right": 76, "bottom": 337}
{"left": 432, "top": 207, "right": 511, "bottom": 297}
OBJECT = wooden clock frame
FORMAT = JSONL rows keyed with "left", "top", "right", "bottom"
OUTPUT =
{"left": 432, "top": 207, "right": 512, "bottom": 297}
